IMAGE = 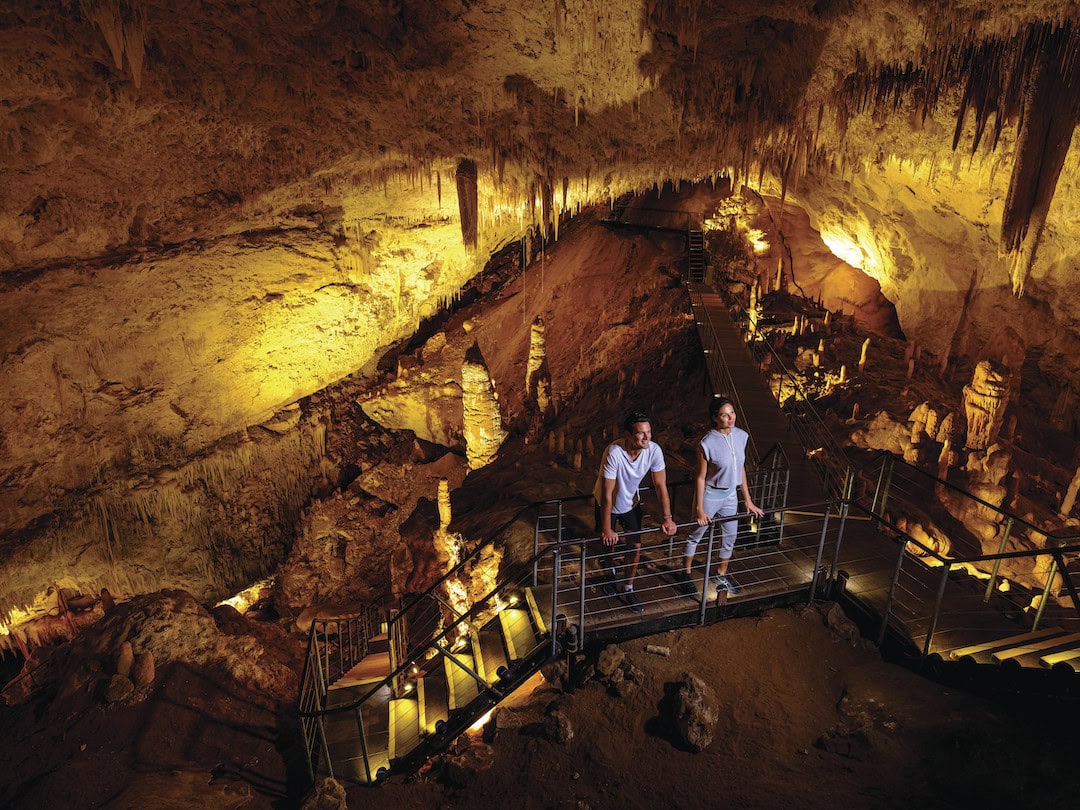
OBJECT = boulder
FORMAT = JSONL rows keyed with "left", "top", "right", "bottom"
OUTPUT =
{"left": 672, "top": 672, "right": 718, "bottom": 752}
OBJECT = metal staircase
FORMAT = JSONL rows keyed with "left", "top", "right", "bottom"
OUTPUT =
{"left": 688, "top": 223, "right": 706, "bottom": 283}
{"left": 296, "top": 273, "right": 1080, "bottom": 788}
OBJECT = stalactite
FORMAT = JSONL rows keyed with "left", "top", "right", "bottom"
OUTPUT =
{"left": 455, "top": 159, "right": 479, "bottom": 251}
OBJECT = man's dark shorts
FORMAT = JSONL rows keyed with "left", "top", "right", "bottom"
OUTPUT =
{"left": 594, "top": 502, "right": 643, "bottom": 545}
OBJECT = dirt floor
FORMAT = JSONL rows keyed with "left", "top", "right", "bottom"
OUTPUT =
{"left": 3, "top": 187, "right": 1079, "bottom": 809}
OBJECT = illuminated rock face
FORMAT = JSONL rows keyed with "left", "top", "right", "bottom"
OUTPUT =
{"left": 461, "top": 343, "right": 507, "bottom": 470}
{"left": 4, "top": 1, "right": 1080, "bottom": 629}
{"left": 963, "top": 360, "right": 1010, "bottom": 451}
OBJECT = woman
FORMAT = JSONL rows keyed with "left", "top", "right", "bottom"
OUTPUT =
{"left": 675, "top": 397, "right": 763, "bottom": 596}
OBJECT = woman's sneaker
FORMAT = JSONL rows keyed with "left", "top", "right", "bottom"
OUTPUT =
{"left": 673, "top": 571, "right": 699, "bottom": 598}
{"left": 712, "top": 574, "right": 742, "bottom": 595}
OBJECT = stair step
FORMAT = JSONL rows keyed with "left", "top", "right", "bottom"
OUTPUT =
{"left": 991, "top": 632, "right": 1080, "bottom": 664}
{"left": 524, "top": 586, "right": 548, "bottom": 635}
{"left": 499, "top": 604, "right": 540, "bottom": 662}
{"left": 1041, "top": 647, "right": 1080, "bottom": 671}
{"left": 949, "top": 627, "right": 1066, "bottom": 662}
{"left": 388, "top": 692, "right": 422, "bottom": 760}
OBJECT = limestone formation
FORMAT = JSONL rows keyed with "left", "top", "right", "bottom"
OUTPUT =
{"left": 963, "top": 360, "right": 1010, "bottom": 451}
{"left": 132, "top": 651, "right": 155, "bottom": 687}
{"left": 1060, "top": 466, "right": 1080, "bottom": 518}
{"left": 525, "top": 315, "right": 552, "bottom": 416}
{"left": 116, "top": 640, "right": 134, "bottom": 677}
{"left": 858, "top": 338, "right": 871, "bottom": 374}
{"left": 461, "top": 342, "right": 507, "bottom": 470}
{"left": 672, "top": 672, "right": 719, "bottom": 753}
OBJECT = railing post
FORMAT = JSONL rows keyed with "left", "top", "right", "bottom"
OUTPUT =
{"left": 533, "top": 505, "right": 541, "bottom": 588}
{"left": 983, "top": 517, "right": 1014, "bottom": 603}
{"left": 924, "top": 563, "right": 952, "bottom": 658}
{"left": 317, "top": 715, "right": 333, "bottom": 780}
{"left": 878, "top": 457, "right": 895, "bottom": 516}
{"left": 871, "top": 456, "right": 887, "bottom": 514}
{"left": 1032, "top": 556, "right": 1059, "bottom": 631}
{"left": 550, "top": 546, "right": 561, "bottom": 658}
{"left": 354, "top": 704, "right": 373, "bottom": 784}
{"left": 878, "top": 540, "right": 907, "bottom": 647}
{"left": 699, "top": 521, "right": 717, "bottom": 625}
{"left": 578, "top": 541, "right": 587, "bottom": 651}
{"left": 829, "top": 470, "right": 853, "bottom": 586}
{"left": 808, "top": 508, "right": 832, "bottom": 605}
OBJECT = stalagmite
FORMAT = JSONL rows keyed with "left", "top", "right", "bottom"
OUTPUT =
{"left": 438, "top": 478, "right": 452, "bottom": 532}
{"left": 906, "top": 358, "right": 915, "bottom": 380}
{"left": 839, "top": 364, "right": 847, "bottom": 384}
{"left": 938, "top": 439, "right": 954, "bottom": 478}
{"left": 817, "top": 339, "right": 825, "bottom": 353}
{"left": 1061, "top": 466, "right": 1080, "bottom": 518}
{"left": 858, "top": 338, "right": 870, "bottom": 374}
{"left": 461, "top": 342, "right": 507, "bottom": 470}
{"left": 851, "top": 402, "right": 859, "bottom": 420}
{"left": 526, "top": 316, "right": 551, "bottom": 415}
{"left": 963, "top": 360, "right": 1010, "bottom": 451}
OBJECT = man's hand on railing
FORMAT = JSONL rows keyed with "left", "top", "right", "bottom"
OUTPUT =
{"left": 661, "top": 516, "right": 677, "bottom": 536}
{"left": 602, "top": 526, "right": 619, "bottom": 546}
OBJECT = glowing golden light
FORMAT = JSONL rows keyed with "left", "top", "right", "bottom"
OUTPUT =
{"left": 819, "top": 224, "right": 885, "bottom": 282}
{"left": 469, "top": 709, "right": 493, "bottom": 732}
{"left": 215, "top": 575, "right": 276, "bottom": 614}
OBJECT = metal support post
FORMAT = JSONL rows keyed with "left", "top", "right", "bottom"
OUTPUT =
{"left": 1032, "top": 557, "right": 1059, "bottom": 631}
{"left": 578, "top": 542, "right": 587, "bottom": 650}
{"left": 699, "top": 521, "right": 717, "bottom": 625}
{"left": 878, "top": 541, "right": 907, "bottom": 647}
{"left": 550, "top": 547, "right": 561, "bottom": 657}
{"left": 923, "top": 564, "right": 952, "bottom": 657}
{"left": 808, "top": 509, "right": 832, "bottom": 605}
{"left": 983, "top": 517, "right": 1014, "bottom": 602}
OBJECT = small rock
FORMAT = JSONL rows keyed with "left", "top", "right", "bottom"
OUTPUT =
{"left": 300, "top": 776, "right": 347, "bottom": 810}
{"left": 596, "top": 644, "right": 624, "bottom": 677}
{"left": 544, "top": 709, "right": 574, "bottom": 744}
{"left": 645, "top": 644, "right": 670, "bottom": 657}
{"left": 483, "top": 707, "right": 521, "bottom": 742}
{"left": 541, "top": 658, "right": 569, "bottom": 689}
{"left": 105, "top": 674, "right": 134, "bottom": 704}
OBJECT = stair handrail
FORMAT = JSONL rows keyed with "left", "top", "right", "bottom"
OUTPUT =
{"left": 701, "top": 280, "right": 852, "bottom": 500}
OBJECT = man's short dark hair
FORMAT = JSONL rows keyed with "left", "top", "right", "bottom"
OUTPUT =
{"left": 623, "top": 412, "right": 651, "bottom": 433}
{"left": 709, "top": 397, "right": 735, "bottom": 419}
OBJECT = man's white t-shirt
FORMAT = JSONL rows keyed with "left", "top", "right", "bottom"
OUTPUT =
{"left": 592, "top": 440, "right": 666, "bottom": 514}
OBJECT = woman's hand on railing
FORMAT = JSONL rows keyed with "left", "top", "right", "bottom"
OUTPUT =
{"left": 746, "top": 499, "right": 765, "bottom": 518}
{"left": 696, "top": 509, "right": 711, "bottom": 526}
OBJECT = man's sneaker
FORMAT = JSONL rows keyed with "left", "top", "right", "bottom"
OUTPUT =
{"left": 674, "top": 571, "right": 699, "bottom": 598}
{"left": 622, "top": 587, "right": 644, "bottom": 614}
{"left": 712, "top": 574, "right": 742, "bottom": 595}
{"left": 601, "top": 576, "right": 619, "bottom": 598}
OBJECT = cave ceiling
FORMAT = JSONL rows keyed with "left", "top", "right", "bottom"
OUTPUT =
{"left": 2, "top": 0, "right": 1080, "bottom": 615}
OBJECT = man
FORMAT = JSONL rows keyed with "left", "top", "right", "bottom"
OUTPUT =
{"left": 594, "top": 412, "right": 678, "bottom": 613}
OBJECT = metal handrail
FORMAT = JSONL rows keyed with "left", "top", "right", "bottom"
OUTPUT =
{"left": 863, "top": 451, "right": 1079, "bottom": 548}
